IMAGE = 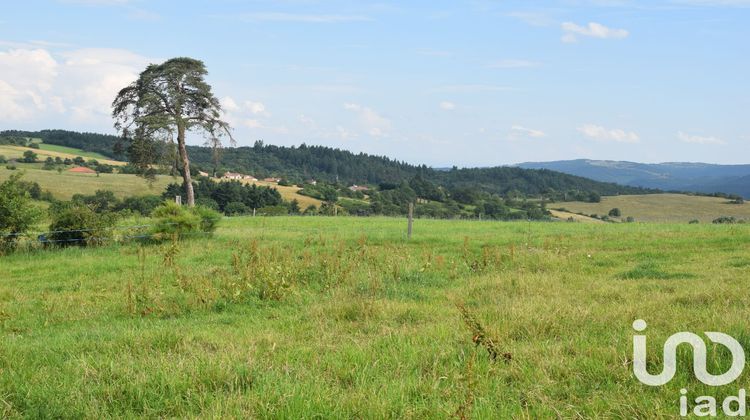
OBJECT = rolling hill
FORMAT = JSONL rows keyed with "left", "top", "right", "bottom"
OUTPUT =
{"left": 518, "top": 159, "right": 750, "bottom": 198}
{"left": 2, "top": 129, "right": 656, "bottom": 199}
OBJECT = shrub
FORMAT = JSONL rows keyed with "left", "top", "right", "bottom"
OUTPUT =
{"left": 608, "top": 208, "right": 621, "bottom": 217}
{"left": 689, "top": 219, "right": 700, "bottom": 224}
{"left": 21, "top": 150, "right": 37, "bottom": 163}
{"left": 713, "top": 216, "right": 738, "bottom": 224}
{"left": 150, "top": 202, "right": 221, "bottom": 239}
{"left": 5, "top": 164, "right": 16, "bottom": 170}
{"left": 117, "top": 195, "right": 163, "bottom": 216}
{"left": 625, "top": 216, "right": 635, "bottom": 223}
{"left": 0, "top": 155, "right": 6, "bottom": 164}
{"left": 224, "top": 201, "right": 250, "bottom": 216}
{"left": 47, "top": 203, "right": 117, "bottom": 247}
{"left": 72, "top": 190, "right": 120, "bottom": 214}
{"left": 0, "top": 173, "right": 43, "bottom": 251}
{"left": 192, "top": 205, "right": 222, "bottom": 232}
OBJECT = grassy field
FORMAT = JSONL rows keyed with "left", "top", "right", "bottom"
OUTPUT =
{"left": 36, "top": 143, "right": 114, "bottom": 162}
{"left": 2, "top": 217, "right": 749, "bottom": 417}
{"left": 0, "top": 166, "right": 176, "bottom": 200}
{"left": 558, "top": 193, "right": 750, "bottom": 223}
{"left": 0, "top": 144, "right": 125, "bottom": 166}
{"left": 248, "top": 180, "right": 322, "bottom": 208}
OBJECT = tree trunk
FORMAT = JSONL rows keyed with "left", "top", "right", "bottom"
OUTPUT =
{"left": 177, "top": 124, "right": 195, "bottom": 206}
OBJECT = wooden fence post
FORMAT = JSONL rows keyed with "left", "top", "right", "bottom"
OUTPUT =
{"left": 407, "top": 202, "right": 414, "bottom": 240}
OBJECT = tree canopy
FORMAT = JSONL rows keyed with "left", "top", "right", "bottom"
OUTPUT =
{"left": 112, "top": 57, "right": 233, "bottom": 206}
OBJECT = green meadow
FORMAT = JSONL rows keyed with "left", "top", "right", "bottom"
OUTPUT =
{"left": 2, "top": 216, "right": 749, "bottom": 418}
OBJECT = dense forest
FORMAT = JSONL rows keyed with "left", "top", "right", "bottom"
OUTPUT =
{"left": 2, "top": 129, "right": 656, "bottom": 200}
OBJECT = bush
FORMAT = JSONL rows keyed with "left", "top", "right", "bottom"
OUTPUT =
{"left": 224, "top": 201, "right": 250, "bottom": 216}
{"left": 689, "top": 219, "right": 700, "bottom": 224}
{"left": 47, "top": 203, "right": 117, "bottom": 247}
{"left": 5, "top": 164, "right": 16, "bottom": 170}
{"left": 21, "top": 150, "right": 37, "bottom": 163}
{"left": 192, "top": 205, "right": 222, "bottom": 232}
{"left": 117, "top": 195, "right": 163, "bottom": 216}
{"left": 713, "top": 216, "right": 738, "bottom": 224}
{"left": 72, "top": 190, "right": 120, "bottom": 213}
{"left": 150, "top": 202, "right": 221, "bottom": 239}
{"left": 0, "top": 173, "right": 43, "bottom": 251}
{"left": 0, "top": 155, "right": 6, "bottom": 164}
{"left": 608, "top": 208, "right": 621, "bottom": 217}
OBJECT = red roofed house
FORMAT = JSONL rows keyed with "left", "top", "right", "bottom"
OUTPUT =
{"left": 69, "top": 166, "right": 97, "bottom": 174}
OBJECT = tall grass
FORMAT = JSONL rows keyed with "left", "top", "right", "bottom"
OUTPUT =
{"left": 1, "top": 217, "right": 749, "bottom": 417}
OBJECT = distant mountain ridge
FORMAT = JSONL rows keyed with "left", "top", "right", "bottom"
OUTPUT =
{"left": 517, "top": 159, "right": 750, "bottom": 198}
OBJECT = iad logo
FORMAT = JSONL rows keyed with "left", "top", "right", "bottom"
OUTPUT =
{"left": 632, "top": 319, "right": 745, "bottom": 386}
{"left": 632, "top": 319, "right": 748, "bottom": 417}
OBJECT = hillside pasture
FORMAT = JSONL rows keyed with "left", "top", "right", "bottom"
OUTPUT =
{"left": 558, "top": 193, "right": 750, "bottom": 223}
{"left": 0, "top": 144, "right": 125, "bottom": 166}
{"left": 0, "top": 166, "right": 175, "bottom": 200}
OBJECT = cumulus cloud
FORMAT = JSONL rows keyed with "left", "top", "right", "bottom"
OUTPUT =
{"left": 344, "top": 103, "right": 391, "bottom": 137}
{"left": 678, "top": 131, "right": 725, "bottom": 145}
{"left": 0, "top": 46, "right": 152, "bottom": 123}
{"left": 509, "top": 125, "right": 546, "bottom": 139}
{"left": 577, "top": 124, "right": 640, "bottom": 143}
{"left": 439, "top": 101, "right": 456, "bottom": 110}
{"left": 561, "top": 22, "right": 629, "bottom": 43}
{"left": 220, "top": 96, "right": 271, "bottom": 130}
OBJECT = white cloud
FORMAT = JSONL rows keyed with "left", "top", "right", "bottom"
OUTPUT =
{"left": 487, "top": 59, "right": 539, "bottom": 69}
{"left": 344, "top": 103, "right": 391, "bottom": 137}
{"left": 678, "top": 131, "right": 725, "bottom": 145}
{"left": 245, "top": 100, "right": 267, "bottom": 115}
{"left": 220, "top": 96, "right": 240, "bottom": 113}
{"left": 561, "top": 22, "right": 629, "bottom": 43}
{"left": 577, "top": 124, "right": 640, "bottom": 143}
{"left": 439, "top": 101, "right": 456, "bottom": 110}
{"left": 237, "top": 13, "right": 371, "bottom": 23}
{"left": 510, "top": 125, "right": 546, "bottom": 139}
{"left": 0, "top": 46, "right": 151, "bottom": 123}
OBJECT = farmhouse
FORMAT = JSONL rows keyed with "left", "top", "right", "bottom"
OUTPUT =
{"left": 68, "top": 166, "right": 96, "bottom": 174}
{"left": 198, "top": 171, "right": 209, "bottom": 177}
{"left": 264, "top": 177, "right": 281, "bottom": 183}
{"left": 243, "top": 175, "right": 258, "bottom": 181}
{"left": 349, "top": 185, "right": 369, "bottom": 192}
{"left": 223, "top": 172, "right": 243, "bottom": 180}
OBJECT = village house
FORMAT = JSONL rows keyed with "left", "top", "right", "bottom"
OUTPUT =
{"left": 243, "top": 175, "right": 258, "bottom": 181}
{"left": 222, "top": 172, "right": 243, "bottom": 180}
{"left": 263, "top": 177, "right": 281, "bottom": 183}
{"left": 198, "top": 171, "right": 210, "bottom": 177}
{"left": 349, "top": 185, "right": 369, "bottom": 192}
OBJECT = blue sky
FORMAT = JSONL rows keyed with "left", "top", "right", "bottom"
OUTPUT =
{"left": 1, "top": 0, "right": 748, "bottom": 166}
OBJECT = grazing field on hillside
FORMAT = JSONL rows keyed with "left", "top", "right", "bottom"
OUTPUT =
{"left": 0, "top": 166, "right": 175, "bottom": 199}
{"left": 0, "top": 144, "right": 125, "bottom": 166}
{"left": 558, "top": 193, "right": 750, "bottom": 223}
{"left": 37, "top": 143, "right": 114, "bottom": 161}
{"left": 2, "top": 217, "right": 749, "bottom": 417}
{"left": 248, "top": 180, "right": 322, "bottom": 208}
